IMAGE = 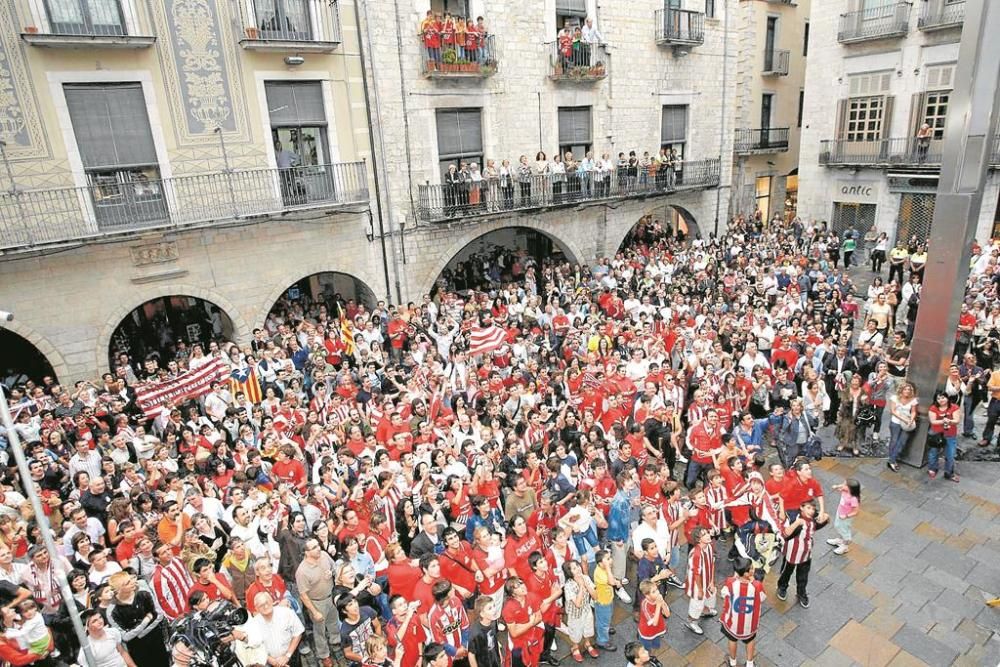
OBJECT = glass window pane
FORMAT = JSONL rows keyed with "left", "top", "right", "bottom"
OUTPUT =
{"left": 47, "top": 0, "right": 84, "bottom": 24}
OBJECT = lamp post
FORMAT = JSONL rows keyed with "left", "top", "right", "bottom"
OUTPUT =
{"left": 0, "top": 315, "right": 96, "bottom": 667}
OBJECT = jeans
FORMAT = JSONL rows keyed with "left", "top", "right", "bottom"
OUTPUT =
{"left": 887, "top": 422, "right": 911, "bottom": 464}
{"left": 594, "top": 602, "right": 612, "bottom": 645}
{"left": 983, "top": 398, "right": 1000, "bottom": 444}
{"left": 927, "top": 435, "right": 957, "bottom": 477}
{"left": 963, "top": 397, "right": 977, "bottom": 435}
{"left": 684, "top": 460, "right": 713, "bottom": 489}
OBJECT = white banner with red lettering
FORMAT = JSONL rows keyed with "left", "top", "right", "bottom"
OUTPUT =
{"left": 135, "top": 357, "right": 228, "bottom": 418}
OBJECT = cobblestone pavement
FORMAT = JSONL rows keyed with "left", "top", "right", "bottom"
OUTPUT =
{"left": 581, "top": 457, "right": 1000, "bottom": 666}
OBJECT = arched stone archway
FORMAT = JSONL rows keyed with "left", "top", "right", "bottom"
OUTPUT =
{"left": 260, "top": 270, "right": 380, "bottom": 329}
{"left": 256, "top": 263, "right": 384, "bottom": 328}
{"left": 415, "top": 220, "right": 585, "bottom": 297}
{"left": 610, "top": 203, "right": 703, "bottom": 255}
{"left": 98, "top": 285, "right": 251, "bottom": 375}
{"left": 0, "top": 322, "right": 67, "bottom": 387}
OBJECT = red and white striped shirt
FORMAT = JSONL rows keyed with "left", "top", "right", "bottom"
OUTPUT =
{"left": 685, "top": 543, "right": 715, "bottom": 599}
{"left": 664, "top": 500, "right": 683, "bottom": 548}
{"left": 704, "top": 485, "right": 728, "bottom": 535}
{"left": 720, "top": 576, "right": 765, "bottom": 640}
{"left": 428, "top": 597, "right": 469, "bottom": 650}
{"left": 782, "top": 516, "right": 818, "bottom": 565}
{"left": 151, "top": 557, "right": 194, "bottom": 619}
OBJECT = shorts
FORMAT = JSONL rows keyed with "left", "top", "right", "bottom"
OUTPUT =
{"left": 721, "top": 625, "right": 756, "bottom": 645}
{"left": 639, "top": 636, "right": 663, "bottom": 650}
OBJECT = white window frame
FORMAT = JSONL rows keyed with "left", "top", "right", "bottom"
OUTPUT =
{"left": 846, "top": 96, "right": 885, "bottom": 142}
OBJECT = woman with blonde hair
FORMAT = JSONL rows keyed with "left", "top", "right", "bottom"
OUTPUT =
{"left": 887, "top": 381, "right": 918, "bottom": 472}
{"left": 106, "top": 571, "right": 169, "bottom": 667}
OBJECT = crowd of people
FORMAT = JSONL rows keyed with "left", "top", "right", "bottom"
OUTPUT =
{"left": 0, "top": 212, "right": 998, "bottom": 667}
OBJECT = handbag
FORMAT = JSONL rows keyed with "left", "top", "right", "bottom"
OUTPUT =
{"left": 900, "top": 418, "right": 917, "bottom": 433}
{"left": 927, "top": 432, "right": 945, "bottom": 449}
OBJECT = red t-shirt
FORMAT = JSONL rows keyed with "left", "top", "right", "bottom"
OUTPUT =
{"left": 387, "top": 613, "right": 428, "bottom": 667}
{"left": 782, "top": 475, "right": 823, "bottom": 511}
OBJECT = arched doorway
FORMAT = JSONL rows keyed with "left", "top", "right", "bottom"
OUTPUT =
{"left": 265, "top": 272, "right": 378, "bottom": 326}
{"left": 0, "top": 329, "right": 57, "bottom": 388}
{"left": 616, "top": 204, "right": 701, "bottom": 254}
{"left": 433, "top": 226, "right": 574, "bottom": 294}
{"left": 108, "top": 296, "right": 235, "bottom": 371}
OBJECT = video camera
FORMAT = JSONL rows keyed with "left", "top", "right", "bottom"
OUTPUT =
{"left": 169, "top": 601, "right": 249, "bottom": 667}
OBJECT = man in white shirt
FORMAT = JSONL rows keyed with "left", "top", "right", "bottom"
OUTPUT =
{"left": 581, "top": 17, "right": 604, "bottom": 44}
{"left": 241, "top": 592, "right": 304, "bottom": 666}
{"left": 203, "top": 382, "right": 229, "bottom": 424}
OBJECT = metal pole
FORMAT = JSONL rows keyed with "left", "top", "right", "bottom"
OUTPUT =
{"left": 713, "top": 0, "right": 730, "bottom": 236}
{"left": 903, "top": 0, "right": 1000, "bottom": 467}
{"left": 0, "top": 385, "right": 96, "bottom": 666}
{"left": 214, "top": 127, "right": 239, "bottom": 219}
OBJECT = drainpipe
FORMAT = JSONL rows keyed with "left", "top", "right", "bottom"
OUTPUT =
{"left": 714, "top": 0, "right": 730, "bottom": 236}
{"left": 357, "top": 0, "right": 403, "bottom": 303}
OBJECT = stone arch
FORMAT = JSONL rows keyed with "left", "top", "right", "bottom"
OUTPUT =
{"left": 609, "top": 203, "right": 703, "bottom": 254}
{"left": 415, "top": 219, "right": 586, "bottom": 298}
{"left": 0, "top": 321, "right": 69, "bottom": 385}
{"left": 256, "top": 268, "right": 381, "bottom": 328}
{"left": 97, "top": 285, "right": 252, "bottom": 375}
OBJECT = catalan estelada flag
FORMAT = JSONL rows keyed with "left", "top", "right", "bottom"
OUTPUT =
{"left": 230, "top": 366, "right": 262, "bottom": 404}
{"left": 340, "top": 316, "right": 356, "bottom": 357}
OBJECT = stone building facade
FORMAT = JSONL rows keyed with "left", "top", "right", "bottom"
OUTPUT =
{"left": 797, "top": 0, "right": 1000, "bottom": 243}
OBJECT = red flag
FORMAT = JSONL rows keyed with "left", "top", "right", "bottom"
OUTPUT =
{"left": 468, "top": 324, "right": 506, "bottom": 357}
{"left": 135, "top": 357, "right": 228, "bottom": 418}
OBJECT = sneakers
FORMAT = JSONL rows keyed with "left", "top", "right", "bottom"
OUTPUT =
{"left": 946, "top": 473, "right": 961, "bottom": 483}
{"left": 776, "top": 587, "right": 787, "bottom": 601}
{"left": 887, "top": 462, "right": 900, "bottom": 472}
{"left": 833, "top": 544, "right": 850, "bottom": 555}
{"left": 826, "top": 538, "right": 843, "bottom": 546}
{"left": 299, "top": 645, "right": 312, "bottom": 656}
{"left": 686, "top": 620, "right": 704, "bottom": 635}
{"left": 701, "top": 609, "right": 718, "bottom": 619}
{"left": 666, "top": 575, "right": 685, "bottom": 589}
{"left": 677, "top": 454, "right": 689, "bottom": 463}
{"left": 799, "top": 594, "right": 810, "bottom": 609}
{"left": 595, "top": 643, "right": 617, "bottom": 652}
{"left": 928, "top": 470, "right": 937, "bottom": 479}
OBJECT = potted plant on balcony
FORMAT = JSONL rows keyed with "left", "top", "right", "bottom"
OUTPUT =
{"left": 245, "top": 26, "right": 259, "bottom": 39}
{"left": 590, "top": 61, "right": 605, "bottom": 77}
{"left": 442, "top": 48, "right": 458, "bottom": 73}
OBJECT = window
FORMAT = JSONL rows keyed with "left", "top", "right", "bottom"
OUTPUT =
{"left": 430, "top": 0, "right": 469, "bottom": 17}
{"left": 45, "top": 0, "right": 125, "bottom": 36}
{"left": 64, "top": 83, "right": 164, "bottom": 227}
{"left": 266, "top": 81, "right": 337, "bottom": 205}
{"left": 558, "top": 106, "right": 592, "bottom": 159}
{"left": 803, "top": 21, "right": 809, "bottom": 56}
{"left": 923, "top": 92, "right": 949, "bottom": 140}
{"left": 705, "top": 0, "right": 716, "bottom": 19}
{"left": 661, "top": 104, "right": 688, "bottom": 158}
{"left": 846, "top": 96, "right": 885, "bottom": 142}
{"left": 755, "top": 176, "right": 772, "bottom": 222}
{"left": 556, "top": 0, "right": 586, "bottom": 30}
{"left": 797, "top": 90, "right": 805, "bottom": 128}
{"left": 436, "top": 108, "right": 483, "bottom": 177}
{"left": 253, "top": 0, "right": 313, "bottom": 40}
{"left": 761, "top": 93, "right": 774, "bottom": 129}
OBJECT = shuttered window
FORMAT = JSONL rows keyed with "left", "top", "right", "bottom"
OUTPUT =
{"left": 661, "top": 105, "right": 687, "bottom": 144}
{"left": 436, "top": 108, "right": 483, "bottom": 176}
{"left": 64, "top": 83, "right": 157, "bottom": 170}
{"left": 265, "top": 81, "right": 326, "bottom": 125}
{"left": 558, "top": 106, "right": 592, "bottom": 158}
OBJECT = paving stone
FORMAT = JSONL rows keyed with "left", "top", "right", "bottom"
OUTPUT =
{"left": 810, "top": 645, "right": 862, "bottom": 667}
{"left": 891, "top": 624, "right": 961, "bottom": 666}
{"left": 935, "top": 588, "right": 990, "bottom": 622}
{"left": 915, "top": 542, "right": 977, "bottom": 578}
{"left": 921, "top": 565, "right": 972, "bottom": 594}
{"left": 964, "top": 562, "right": 1000, "bottom": 594}
{"left": 886, "top": 650, "right": 931, "bottom": 667}
{"left": 966, "top": 542, "right": 1000, "bottom": 564}
{"left": 928, "top": 624, "right": 976, "bottom": 656}
{"left": 755, "top": 635, "right": 811, "bottom": 666}
{"left": 830, "top": 619, "right": 901, "bottom": 667}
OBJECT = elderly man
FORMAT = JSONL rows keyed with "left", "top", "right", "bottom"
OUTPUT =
{"left": 242, "top": 591, "right": 305, "bottom": 667}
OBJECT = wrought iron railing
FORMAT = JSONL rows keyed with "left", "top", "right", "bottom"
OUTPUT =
{"left": 417, "top": 158, "right": 720, "bottom": 222}
{"left": 548, "top": 41, "right": 608, "bottom": 80}
{"left": 735, "top": 128, "right": 790, "bottom": 154}
{"left": 0, "top": 161, "right": 368, "bottom": 250}
{"left": 838, "top": 2, "right": 910, "bottom": 43}
{"left": 821, "top": 135, "right": 1000, "bottom": 167}
{"left": 21, "top": 0, "right": 154, "bottom": 40}
{"left": 421, "top": 34, "right": 498, "bottom": 77}
{"left": 762, "top": 48, "right": 790, "bottom": 76}
{"left": 654, "top": 8, "right": 706, "bottom": 46}
{"left": 237, "top": 0, "right": 341, "bottom": 47}
{"left": 918, "top": 0, "right": 965, "bottom": 30}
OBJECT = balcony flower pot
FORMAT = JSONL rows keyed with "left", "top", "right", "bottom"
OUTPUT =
{"left": 24, "top": 26, "right": 39, "bottom": 34}
{"left": 427, "top": 60, "right": 436, "bottom": 72}
{"left": 245, "top": 27, "right": 259, "bottom": 39}
{"left": 554, "top": 64, "right": 563, "bottom": 76}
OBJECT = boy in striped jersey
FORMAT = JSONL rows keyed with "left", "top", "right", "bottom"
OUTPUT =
{"left": 684, "top": 527, "right": 717, "bottom": 635}
{"left": 720, "top": 557, "right": 766, "bottom": 667}
{"left": 776, "top": 498, "right": 829, "bottom": 608}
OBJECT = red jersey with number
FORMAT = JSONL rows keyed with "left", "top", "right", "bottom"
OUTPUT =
{"left": 638, "top": 597, "right": 666, "bottom": 640}
{"left": 720, "top": 576, "right": 765, "bottom": 640}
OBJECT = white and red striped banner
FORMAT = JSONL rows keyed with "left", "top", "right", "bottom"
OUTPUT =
{"left": 135, "top": 357, "right": 228, "bottom": 418}
{"left": 468, "top": 324, "right": 506, "bottom": 357}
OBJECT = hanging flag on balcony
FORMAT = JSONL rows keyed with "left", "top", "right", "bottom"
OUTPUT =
{"left": 135, "top": 357, "right": 228, "bottom": 418}
{"left": 468, "top": 324, "right": 507, "bottom": 357}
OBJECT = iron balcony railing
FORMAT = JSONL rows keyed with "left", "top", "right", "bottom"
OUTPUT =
{"left": 654, "top": 8, "right": 706, "bottom": 46}
{"left": 820, "top": 135, "right": 1000, "bottom": 167}
{"left": 735, "top": 128, "right": 790, "bottom": 154}
{"left": 20, "top": 0, "right": 155, "bottom": 46}
{"left": 765, "top": 0, "right": 797, "bottom": 5}
{"left": 762, "top": 48, "right": 790, "bottom": 76}
{"left": 237, "top": 0, "right": 341, "bottom": 50}
{"left": 838, "top": 2, "right": 910, "bottom": 43}
{"left": 918, "top": 0, "right": 965, "bottom": 30}
{"left": 548, "top": 41, "right": 608, "bottom": 80}
{"left": 0, "top": 161, "right": 368, "bottom": 251}
{"left": 417, "top": 158, "right": 721, "bottom": 223}
{"left": 421, "top": 34, "right": 498, "bottom": 77}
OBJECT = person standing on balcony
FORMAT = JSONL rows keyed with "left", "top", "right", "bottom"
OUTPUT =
{"left": 441, "top": 14, "right": 456, "bottom": 61}
{"left": 557, "top": 26, "right": 573, "bottom": 73}
{"left": 275, "top": 140, "right": 300, "bottom": 204}
{"left": 476, "top": 17, "right": 489, "bottom": 64}
{"left": 454, "top": 18, "right": 467, "bottom": 61}
{"left": 464, "top": 19, "right": 479, "bottom": 68}
{"left": 582, "top": 17, "right": 604, "bottom": 45}
{"left": 916, "top": 123, "right": 933, "bottom": 163}
{"left": 420, "top": 11, "right": 442, "bottom": 68}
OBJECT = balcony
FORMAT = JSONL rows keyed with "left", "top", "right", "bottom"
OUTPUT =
{"left": 548, "top": 41, "right": 608, "bottom": 81}
{"left": 764, "top": 0, "right": 797, "bottom": 5}
{"left": 735, "top": 128, "right": 790, "bottom": 154}
{"left": 421, "top": 35, "right": 498, "bottom": 78}
{"left": 762, "top": 48, "right": 789, "bottom": 76}
{"left": 838, "top": 3, "right": 910, "bottom": 43}
{"left": 0, "top": 161, "right": 368, "bottom": 252}
{"left": 20, "top": 0, "right": 155, "bottom": 48}
{"left": 654, "top": 9, "right": 705, "bottom": 47}
{"left": 237, "top": 0, "right": 341, "bottom": 52}
{"left": 416, "top": 158, "right": 721, "bottom": 223}
{"left": 918, "top": 0, "right": 965, "bottom": 31}
{"left": 820, "top": 136, "right": 1000, "bottom": 169}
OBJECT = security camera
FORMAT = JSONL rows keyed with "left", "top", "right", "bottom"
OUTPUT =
{"left": 0, "top": 311, "right": 12, "bottom": 322}
{"left": 284, "top": 55, "right": 305, "bottom": 66}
